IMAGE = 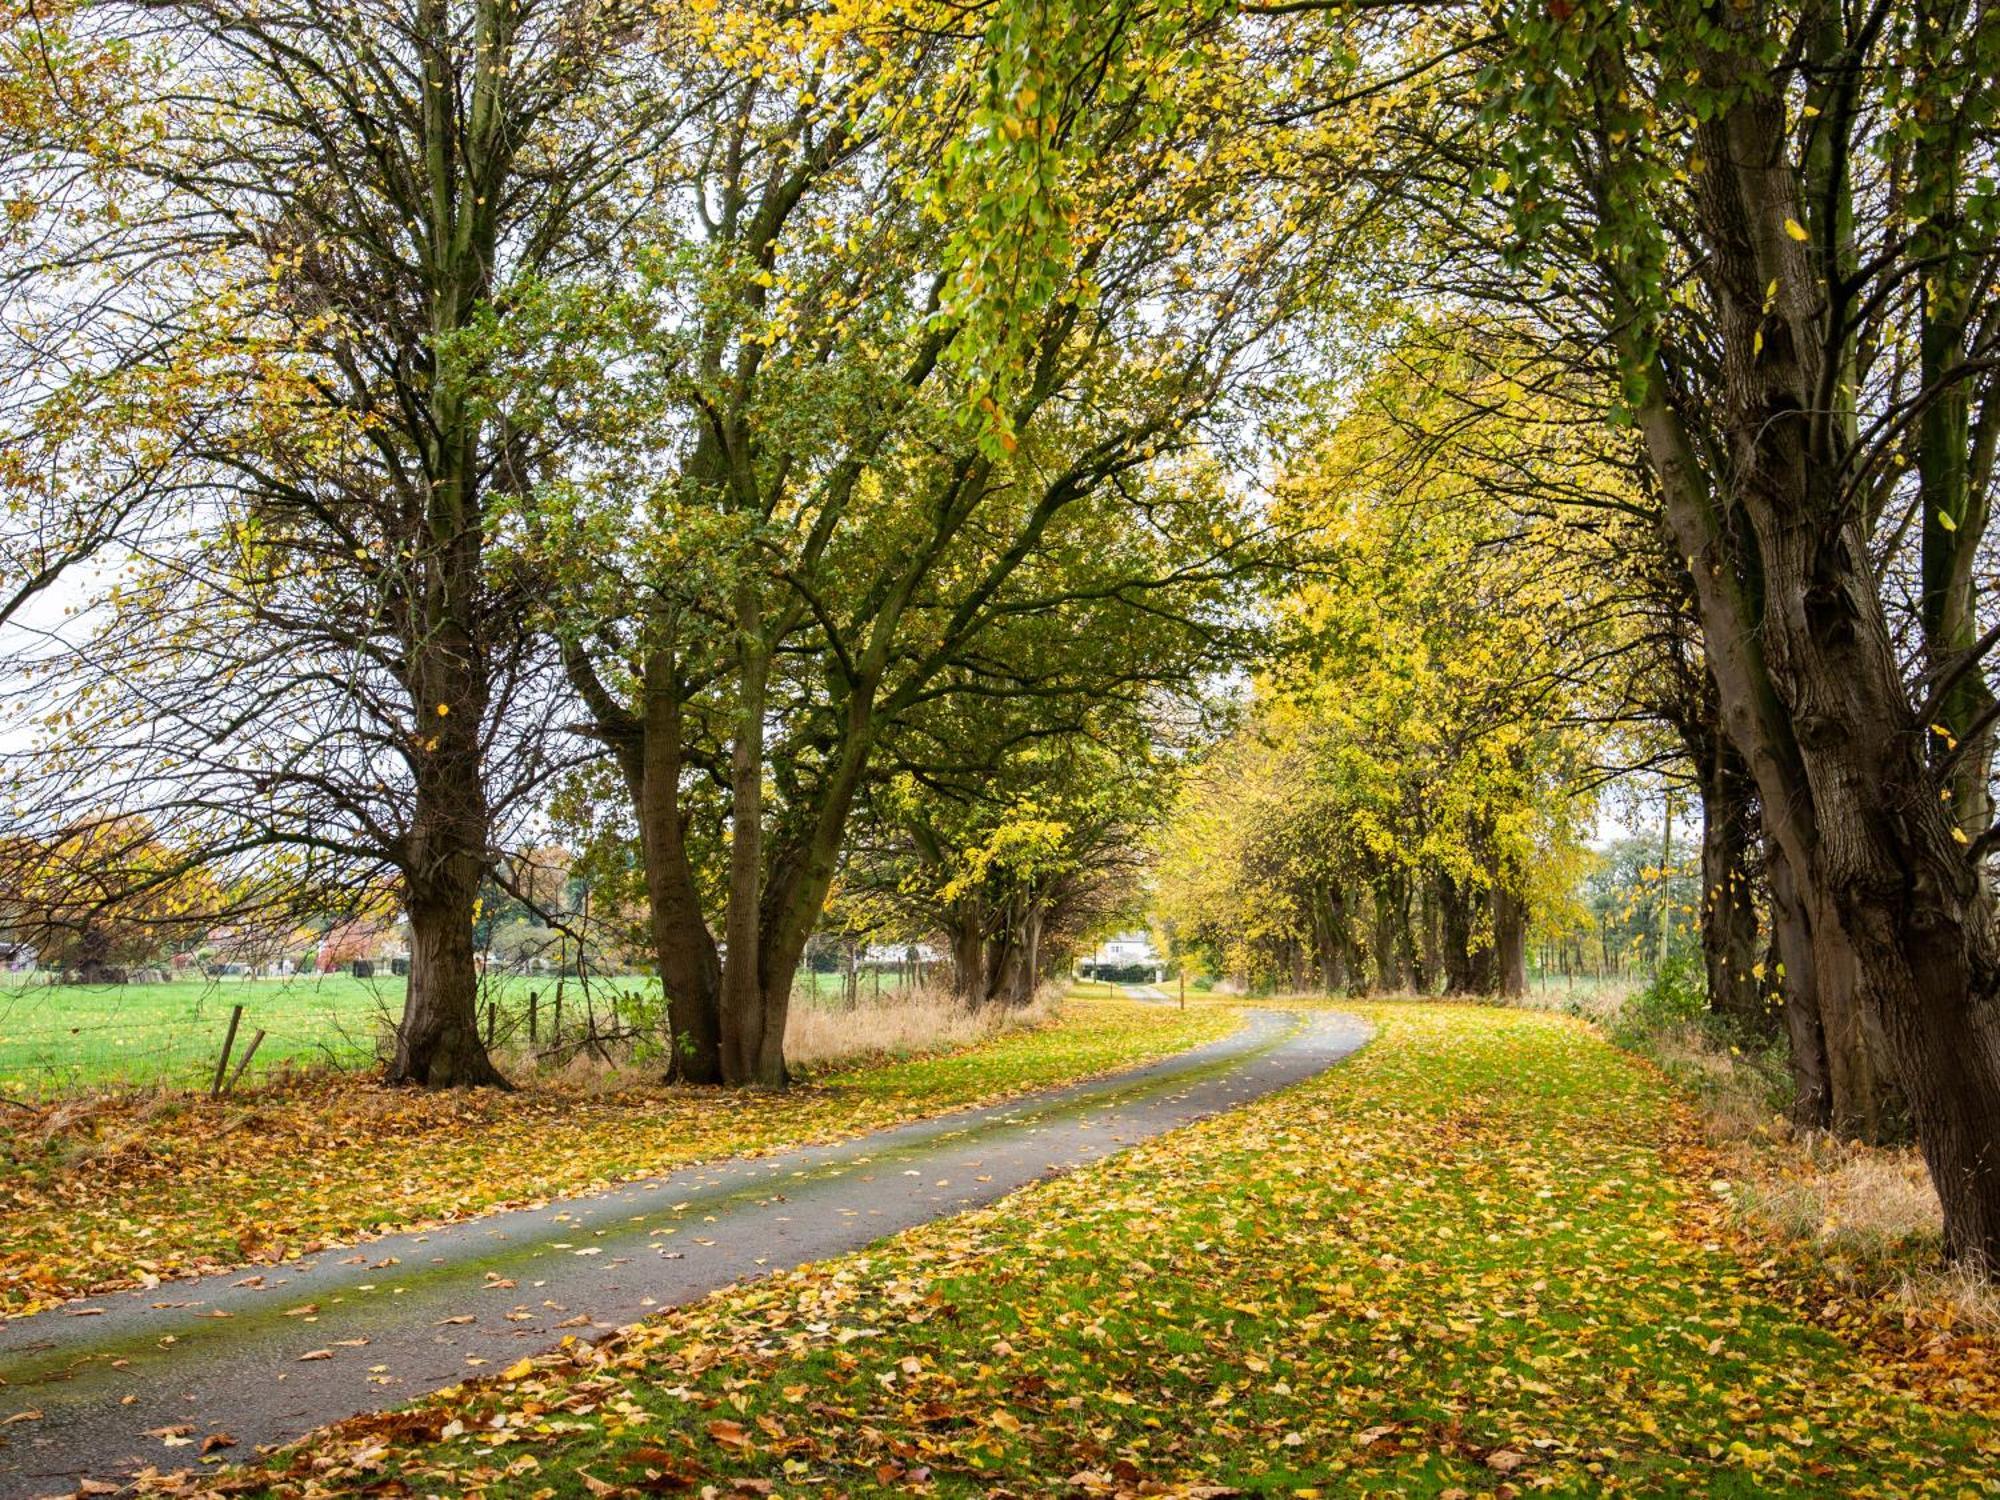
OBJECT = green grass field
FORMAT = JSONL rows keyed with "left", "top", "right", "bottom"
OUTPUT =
{"left": 0, "top": 973, "right": 668, "bottom": 1094}
{"left": 0, "top": 968, "right": 944, "bottom": 1094}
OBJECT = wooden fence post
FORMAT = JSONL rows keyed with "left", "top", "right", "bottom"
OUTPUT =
{"left": 210, "top": 1004, "right": 244, "bottom": 1099}
{"left": 224, "top": 1028, "right": 266, "bottom": 1094}
{"left": 528, "top": 990, "right": 538, "bottom": 1043}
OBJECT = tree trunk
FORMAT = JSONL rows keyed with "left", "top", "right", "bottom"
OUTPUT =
{"left": 1699, "top": 736, "right": 1766, "bottom": 1035}
{"left": 1313, "top": 891, "right": 1346, "bottom": 993}
{"left": 1369, "top": 876, "right": 1404, "bottom": 994}
{"left": 1394, "top": 879, "right": 1423, "bottom": 995}
{"left": 743, "top": 755, "right": 884, "bottom": 1085}
{"left": 395, "top": 885, "right": 508, "bottom": 1088}
{"left": 1415, "top": 881, "right": 1440, "bottom": 995}
{"left": 1766, "top": 839, "right": 1831, "bottom": 1129}
{"left": 1492, "top": 887, "right": 1526, "bottom": 999}
{"left": 1437, "top": 873, "right": 1478, "bottom": 994}
{"left": 718, "top": 583, "right": 780, "bottom": 1086}
{"left": 632, "top": 654, "right": 724, "bottom": 1082}
{"left": 982, "top": 891, "right": 1030, "bottom": 1006}
{"left": 950, "top": 906, "right": 987, "bottom": 1007}
{"left": 1629, "top": 78, "right": 1999, "bottom": 1258}
{"left": 1021, "top": 900, "right": 1043, "bottom": 1004}
{"left": 389, "top": 627, "right": 505, "bottom": 1088}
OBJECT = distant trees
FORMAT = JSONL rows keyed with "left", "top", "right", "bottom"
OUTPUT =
{"left": 848, "top": 721, "right": 1171, "bottom": 1009}
{"left": 0, "top": 820, "right": 221, "bottom": 979}
{"left": 1158, "top": 343, "right": 1609, "bottom": 993}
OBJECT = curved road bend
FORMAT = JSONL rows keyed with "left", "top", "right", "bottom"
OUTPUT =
{"left": 0, "top": 1007, "right": 1370, "bottom": 1499}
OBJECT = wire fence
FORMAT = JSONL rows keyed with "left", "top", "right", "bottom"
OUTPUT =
{"left": 0, "top": 960, "right": 946, "bottom": 1099}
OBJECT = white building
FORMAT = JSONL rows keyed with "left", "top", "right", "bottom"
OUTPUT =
{"left": 1078, "top": 930, "right": 1165, "bottom": 981}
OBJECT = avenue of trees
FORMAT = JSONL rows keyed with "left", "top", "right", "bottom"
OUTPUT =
{"left": 4, "top": 0, "right": 1999, "bottom": 1269}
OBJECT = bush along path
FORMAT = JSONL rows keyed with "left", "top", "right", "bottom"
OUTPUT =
{"left": 0, "top": 1009, "right": 1370, "bottom": 1498}
{"left": 107, "top": 1002, "right": 2000, "bottom": 1500}
{"left": 0, "top": 999, "right": 1238, "bottom": 1319}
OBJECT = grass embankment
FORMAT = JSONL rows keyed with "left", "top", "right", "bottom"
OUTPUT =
{"left": 0, "top": 995, "right": 1236, "bottom": 1318}
{"left": 168, "top": 1003, "right": 1999, "bottom": 1499}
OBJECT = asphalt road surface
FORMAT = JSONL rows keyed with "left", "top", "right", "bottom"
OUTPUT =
{"left": 0, "top": 1006, "right": 1369, "bottom": 1498}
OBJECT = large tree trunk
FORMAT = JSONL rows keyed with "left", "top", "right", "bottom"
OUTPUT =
{"left": 389, "top": 606, "right": 505, "bottom": 1088}
{"left": 1020, "top": 901, "right": 1044, "bottom": 1004}
{"left": 1437, "top": 873, "right": 1470, "bottom": 994}
{"left": 1368, "top": 874, "right": 1406, "bottom": 994}
{"left": 391, "top": 727, "right": 506, "bottom": 1088}
{"left": 1394, "top": 879, "right": 1424, "bottom": 995}
{"left": 1631, "top": 78, "right": 2000, "bottom": 1260}
{"left": 1312, "top": 889, "right": 1347, "bottom": 993}
{"left": 382, "top": 0, "right": 512, "bottom": 1093}
{"left": 631, "top": 653, "right": 723, "bottom": 1083}
{"left": 950, "top": 905, "right": 988, "bottom": 1007}
{"left": 1437, "top": 873, "right": 1487, "bottom": 995}
{"left": 986, "top": 905, "right": 1032, "bottom": 1006}
{"left": 395, "top": 886, "right": 507, "bottom": 1087}
{"left": 1415, "top": 881, "right": 1440, "bottom": 995}
{"left": 565, "top": 629, "right": 725, "bottom": 1083}
{"left": 718, "top": 584, "right": 782, "bottom": 1086}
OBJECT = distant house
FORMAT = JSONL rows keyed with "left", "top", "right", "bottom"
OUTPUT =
{"left": 865, "top": 942, "right": 941, "bottom": 966}
{"left": 0, "top": 941, "right": 35, "bottom": 973}
{"left": 1078, "top": 931, "right": 1166, "bottom": 982}
{"left": 316, "top": 919, "right": 407, "bottom": 974}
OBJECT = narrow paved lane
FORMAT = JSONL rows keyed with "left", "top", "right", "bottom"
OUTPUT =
{"left": 0, "top": 1008, "right": 1368, "bottom": 1498}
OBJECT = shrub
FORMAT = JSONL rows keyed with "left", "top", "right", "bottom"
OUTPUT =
{"left": 1612, "top": 948, "right": 1707, "bottom": 1047}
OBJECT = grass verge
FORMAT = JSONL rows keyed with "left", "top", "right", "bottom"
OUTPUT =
{"left": 146, "top": 1002, "right": 2000, "bottom": 1499}
{"left": 1609, "top": 1014, "right": 2000, "bottom": 1412}
{"left": 0, "top": 995, "right": 1237, "bottom": 1319}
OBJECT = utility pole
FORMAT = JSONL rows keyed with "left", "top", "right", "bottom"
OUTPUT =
{"left": 1658, "top": 791, "right": 1675, "bottom": 971}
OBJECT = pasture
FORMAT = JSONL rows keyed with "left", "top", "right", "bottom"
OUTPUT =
{"left": 0, "top": 973, "right": 634, "bottom": 1094}
{"left": 0, "top": 967, "right": 939, "bottom": 1095}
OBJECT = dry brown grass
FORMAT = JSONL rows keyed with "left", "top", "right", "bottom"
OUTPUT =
{"left": 1726, "top": 1135, "right": 2000, "bottom": 1333}
{"left": 784, "top": 983, "right": 1062, "bottom": 1071}
{"left": 1515, "top": 976, "right": 1637, "bottom": 1023}
{"left": 1623, "top": 1014, "right": 2000, "bottom": 1334}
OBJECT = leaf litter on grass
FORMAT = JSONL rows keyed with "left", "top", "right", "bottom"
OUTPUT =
{"left": 1, "top": 1000, "right": 1237, "bottom": 1317}
{"left": 134, "top": 1004, "right": 2000, "bottom": 1499}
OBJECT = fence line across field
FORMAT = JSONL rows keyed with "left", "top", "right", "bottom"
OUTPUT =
{"left": 0, "top": 962, "right": 939, "bottom": 1095}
